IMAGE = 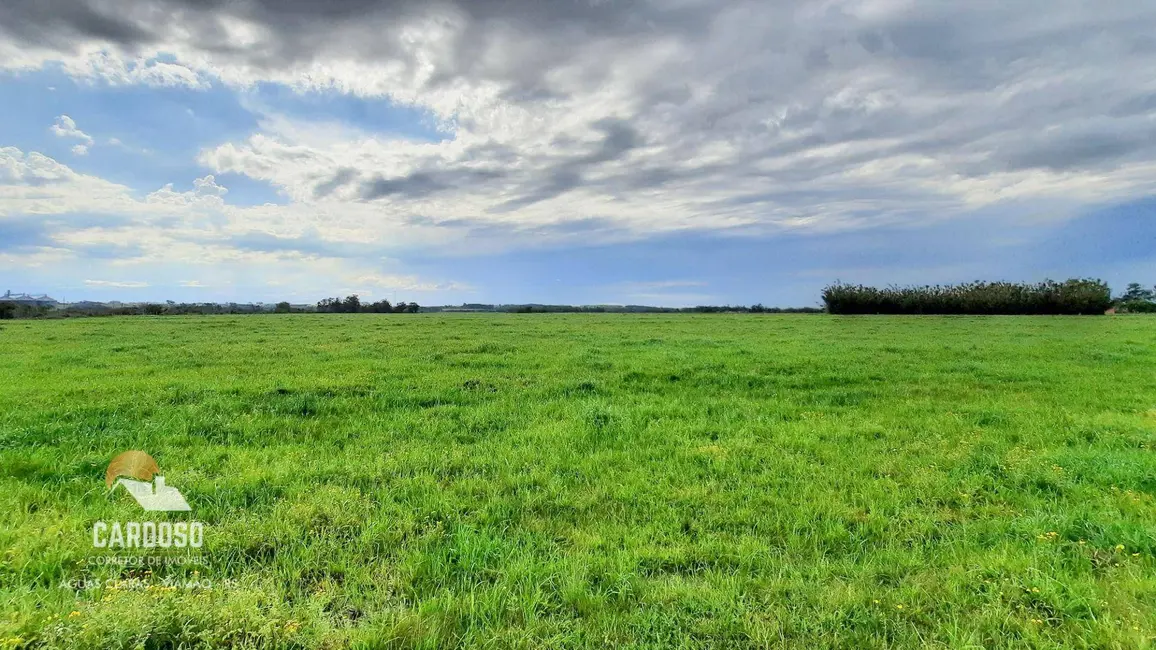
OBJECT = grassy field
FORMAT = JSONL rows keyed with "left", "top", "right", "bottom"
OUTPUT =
{"left": 1, "top": 314, "right": 1154, "bottom": 649}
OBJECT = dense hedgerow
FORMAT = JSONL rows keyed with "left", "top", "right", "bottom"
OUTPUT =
{"left": 1118, "top": 299, "right": 1156, "bottom": 313}
{"left": 822, "top": 279, "right": 1112, "bottom": 315}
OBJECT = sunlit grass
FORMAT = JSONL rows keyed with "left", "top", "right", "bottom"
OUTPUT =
{"left": 1, "top": 314, "right": 1154, "bottom": 648}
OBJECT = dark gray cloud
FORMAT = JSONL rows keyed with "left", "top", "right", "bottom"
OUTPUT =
{"left": 1001, "top": 134, "right": 1142, "bottom": 173}
{"left": 360, "top": 171, "right": 448, "bottom": 200}
{"left": 494, "top": 118, "right": 644, "bottom": 211}
{"left": 359, "top": 168, "right": 506, "bottom": 201}
{"left": 578, "top": 119, "right": 642, "bottom": 165}
{"left": 0, "top": 0, "right": 158, "bottom": 49}
{"left": 312, "top": 167, "right": 357, "bottom": 199}
{"left": 994, "top": 122, "right": 1156, "bottom": 173}
{"left": 0, "top": 0, "right": 712, "bottom": 90}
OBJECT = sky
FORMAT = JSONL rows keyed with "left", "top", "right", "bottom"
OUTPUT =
{"left": 0, "top": 0, "right": 1154, "bottom": 307}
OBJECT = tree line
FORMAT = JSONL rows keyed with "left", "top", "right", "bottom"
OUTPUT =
{"left": 0, "top": 303, "right": 52, "bottom": 319}
{"left": 821, "top": 279, "right": 1136, "bottom": 315}
{"left": 1115, "top": 283, "right": 1156, "bottom": 313}
{"left": 312, "top": 296, "right": 420, "bottom": 313}
{"left": 2, "top": 281, "right": 1153, "bottom": 319}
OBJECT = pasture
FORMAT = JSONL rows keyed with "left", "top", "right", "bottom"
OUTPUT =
{"left": 1, "top": 314, "right": 1154, "bottom": 648}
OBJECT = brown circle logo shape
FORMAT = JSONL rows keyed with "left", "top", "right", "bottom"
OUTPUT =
{"left": 105, "top": 450, "right": 160, "bottom": 489}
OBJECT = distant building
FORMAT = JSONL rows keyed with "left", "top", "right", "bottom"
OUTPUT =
{"left": 1, "top": 290, "right": 60, "bottom": 308}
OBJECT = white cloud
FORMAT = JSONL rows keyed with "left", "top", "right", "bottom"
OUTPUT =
{"left": 617, "top": 280, "right": 708, "bottom": 291}
{"left": 179, "top": 280, "right": 206, "bottom": 287}
{"left": 71, "top": 144, "right": 89, "bottom": 156}
{"left": 0, "top": 246, "right": 75, "bottom": 269}
{"left": 145, "top": 174, "right": 229, "bottom": 210}
{"left": 51, "top": 115, "right": 94, "bottom": 145}
{"left": 0, "top": 147, "right": 139, "bottom": 217}
{"left": 84, "top": 279, "right": 150, "bottom": 288}
{"left": 352, "top": 273, "right": 471, "bottom": 293}
{"left": 0, "top": 148, "right": 471, "bottom": 298}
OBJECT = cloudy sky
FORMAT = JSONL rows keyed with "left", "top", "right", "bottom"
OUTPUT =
{"left": 1, "top": 0, "right": 1154, "bottom": 306}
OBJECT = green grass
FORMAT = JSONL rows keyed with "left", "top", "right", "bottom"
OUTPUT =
{"left": 1, "top": 314, "right": 1155, "bottom": 649}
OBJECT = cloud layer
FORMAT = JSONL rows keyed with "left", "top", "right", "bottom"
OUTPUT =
{"left": 1, "top": 0, "right": 1155, "bottom": 300}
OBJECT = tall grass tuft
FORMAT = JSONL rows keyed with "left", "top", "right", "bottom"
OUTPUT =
{"left": 822, "top": 279, "right": 1112, "bottom": 315}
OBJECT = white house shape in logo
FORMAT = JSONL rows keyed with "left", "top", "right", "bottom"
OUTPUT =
{"left": 112, "top": 475, "right": 192, "bottom": 512}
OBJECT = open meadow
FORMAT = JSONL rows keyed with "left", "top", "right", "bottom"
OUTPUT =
{"left": 1, "top": 314, "right": 1155, "bottom": 649}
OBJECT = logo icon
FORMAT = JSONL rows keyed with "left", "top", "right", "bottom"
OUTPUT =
{"left": 106, "top": 451, "right": 191, "bottom": 512}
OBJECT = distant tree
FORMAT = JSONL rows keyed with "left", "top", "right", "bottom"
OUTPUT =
{"left": 406, "top": 302, "right": 420, "bottom": 313}
{"left": 316, "top": 296, "right": 353, "bottom": 313}
{"left": 364, "top": 299, "right": 392, "bottom": 313}
{"left": 0, "top": 302, "right": 14, "bottom": 319}
{"left": 824, "top": 279, "right": 1111, "bottom": 315}
{"left": 15, "top": 304, "right": 51, "bottom": 318}
{"left": 275, "top": 301, "right": 291, "bottom": 313}
{"left": 1118, "top": 282, "right": 1155, "bottom": 303}
{"left": 143, "top": 303, "right": 165, "bottom": 316}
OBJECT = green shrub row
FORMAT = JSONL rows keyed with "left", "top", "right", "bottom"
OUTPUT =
{"left": 1117, "top": 300, "right": 1156, "bottom": 313}
{"left": 822, "top": 279, "right": 1113, "bottom": 315}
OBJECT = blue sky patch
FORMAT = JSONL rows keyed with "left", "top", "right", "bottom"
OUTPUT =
{"left": 243, "top": 82, "right": 450, "bottom": 142}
